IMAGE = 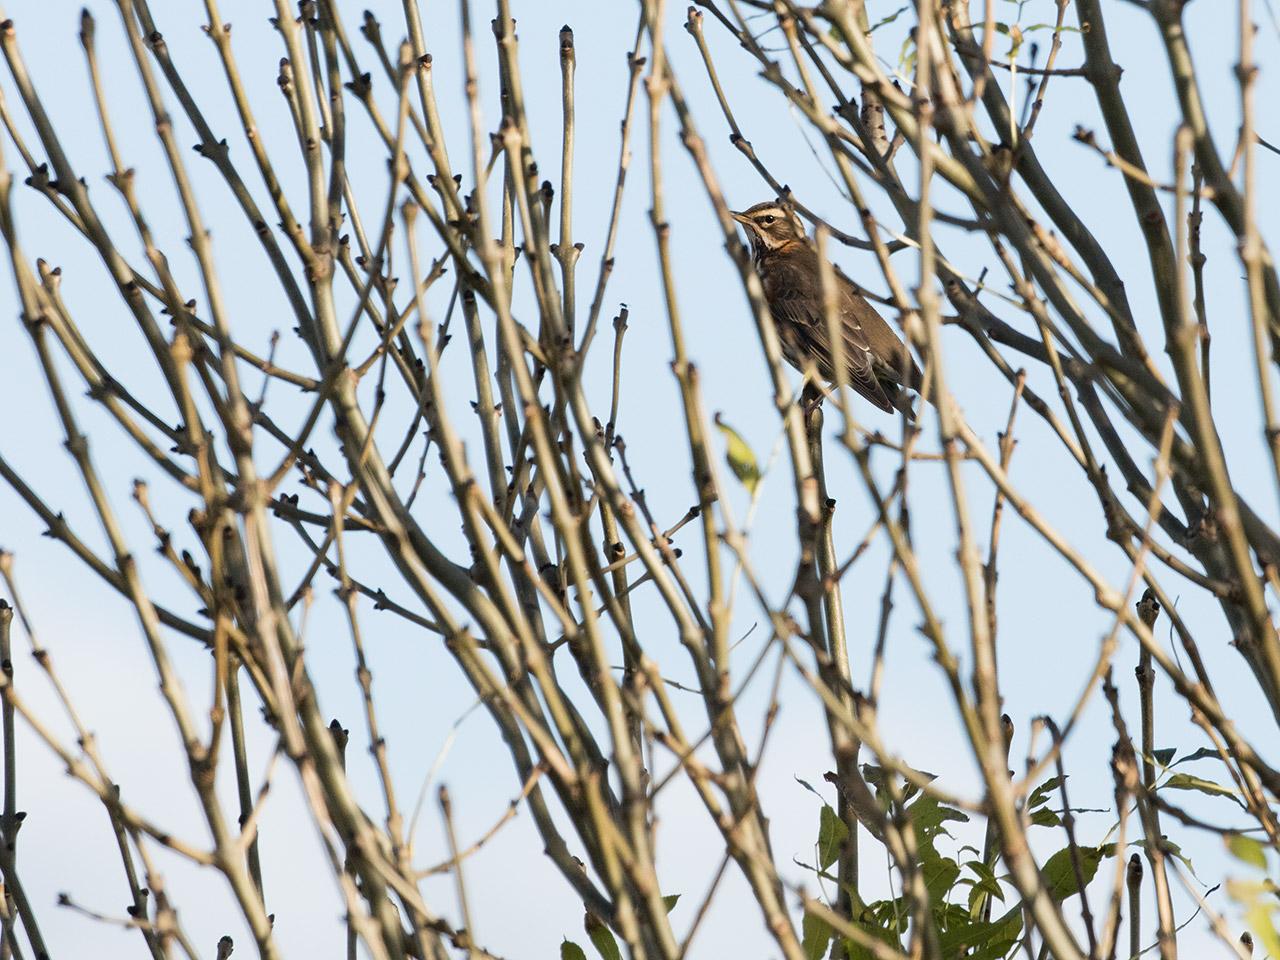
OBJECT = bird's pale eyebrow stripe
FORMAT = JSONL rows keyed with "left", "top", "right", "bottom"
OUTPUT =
{"left": 752, "top": 208, "right": 785, "bottom": 220}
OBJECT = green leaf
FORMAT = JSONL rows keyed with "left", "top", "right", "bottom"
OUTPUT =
{"left": 818, "top": 803, "right": 850, "bottom": 871}
{"left": 904, "top": 793, "right": 969, "bottom": 859}
{"left": 962, "top": 860, "right": 1006, "bottom": 913}
{"left": 1129, "top": 838, "right": 1198, "bottom": 878}
{"left": 937, "top": 905, "right": 1021, "bottom": 957}
{"left": 1152, "top": 747, "right": 1177, "bottom": 767}
{"left": 1229, "top": 834, "right": 1268, "bottom": 869}
{"left": 561, "top": 940, "right": 589, "bottom": 960}
{"left": 1026, "top": 775, "right": 1063, "bottom": 827}
{"left": 1164, "top": 772, "right": 1242, "bottom": 806}
{"left": 1029, "top": 805, "right": 1061, "bottom": 828}
{"left": 714, "top": 416, "right": 761, "bottom": 494}
{"left": 1041, "top": 845, "right": 1105, "bottom": 901}
{"left": 870, "top": 4, "right": 909, "bottom": 31}
{"left": 867, "top": 897, "right": 910, "bottom": 933}
{"left": 1171, "top": 746, "right": 1221, "bottom": 767}
{"left": 1022, "top": 22, "right": 1083, "bottom": 33}
{"left": 842, "top": 904, "right": 906, "bottom": 960}
{"left": 802, "top": 911, "right": 833, "bottom": 960}
{"left": 584, "top": 914, "right": 622, "bottom": 960}
{"left": 794, "top": 776, "right": 823, "bottom": 799}
{"left": 1026, "top": 776, "right": 1063, "bottom": 811}
{"left": 897, "top": 34, "right": 917, "bottom": 74}
{"left": 965, "top": 909, "right": 1023, "bottom": 960}
{"left": 922, "top": 855, "right": 960, "bottom": 903}
{"left": 662, "top": 894, "right": 680, "bottom": 914}
{"left": 855, "top": 768, "right": 936, "bottom": 803}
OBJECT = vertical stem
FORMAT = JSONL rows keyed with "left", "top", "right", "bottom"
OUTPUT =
{"left": 329, "top": 720, "right": 356, "bottom": 960}
{"left": 555, "top": 24, "right": 580, "bottom": 339}
{"left": 226, "top": 662, "right": 264, "bottom": 901}
{"left": 1127, "top": 853, "right": 1143, "bottom": 960}
{"left": 804, "top": 404, "right": 859, "bottom": 917}
{"left": 439, "top": 787, "right": 477, "bottom": 960}
{"left": 0, "top": 602, "right": 13, "bottom": 960}
{"left": 1135, "top": 591, "right": 1177, "bottom": 959}
{"left": 976, "top": 714, "right": 1013, "bottom": 924}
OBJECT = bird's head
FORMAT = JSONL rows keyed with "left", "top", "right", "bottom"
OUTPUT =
{"left": 731, "top": 201, "right": 807, "bottom": 255}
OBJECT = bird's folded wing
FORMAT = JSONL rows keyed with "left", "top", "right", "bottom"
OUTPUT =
{"left": 832, "top": 263, "right": 925, "bottom": 384}
{"left": 767, "top": 273, "right": 894, "bottom": 411}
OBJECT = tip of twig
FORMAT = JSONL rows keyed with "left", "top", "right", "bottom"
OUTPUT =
{"left": 1126, "top": 852, "right": 1144, "bottom": 883}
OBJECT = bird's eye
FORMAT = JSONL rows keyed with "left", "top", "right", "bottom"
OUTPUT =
{"left": 761, "top": 215, "right": 776, "bottom": 225}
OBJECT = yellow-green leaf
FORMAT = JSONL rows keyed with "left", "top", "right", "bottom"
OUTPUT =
{"left": 715, "top": 416, "right": 761, "bottom": 494}
{"left": 1164, "top": 772, "right": 1242, "bottom": 805}
{"left": 1229, "top": 834, "right": 1268, "bottom": 869}
{"left": 1229, "top": 879, "right": 1280, "bottom": 959}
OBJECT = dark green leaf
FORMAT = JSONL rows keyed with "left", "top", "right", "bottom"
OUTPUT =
{"left": 818, "top": 803, "right": 850, "bottom": 871}
{"left": 584, "top": 914, "right": 622, "bottom": 960}
{"left": 1171, "top": 747, "right": 1221, "bottom": 767}
{"left": 965, "top": 909, "right": 1023, "bottom": 960}
{"left": 962, "top": 860, "right": 1006, "bottom": 912}
{"left": 1029, "top": 806, "right": 1061, "bottom": 828}
{"left": 842, "top": 905, "right": 906, "bottom": 960}
{"left": 1026, "top": 776, "right": 1064, "bottom": 811}
{"left": 802, "top": 911, "right": 833, "bottom": 960}
{"left": 922, "top": 855, "right": 960, "bottom": 903}
{"left": 1152, "top": 747, "right": 1176, "bottom": 767}
{"left": 561, "top": 940, "right": 589, "bottom": 960}
{"left": 937, "top": 905, "right": 1021, "bottom": 957}
{"left": 868, "top": 897, "right": 910, "bottom": 932}
{"left": 662, "top": 894, "right": 680, "bottom": 914}
{"left": 905, "top": 793, "right": 969, "bottom": 859}
{"left": 1041, "top": 845, "right": 1105, "bottom": 900}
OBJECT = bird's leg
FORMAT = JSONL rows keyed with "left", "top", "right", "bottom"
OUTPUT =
{"left": 800, "top": 379, "right": 825, "bottom": 419}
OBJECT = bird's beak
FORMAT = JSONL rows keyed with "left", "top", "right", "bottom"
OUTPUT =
{"left": 730, "top": 210, "right": 751, "bottom": 225}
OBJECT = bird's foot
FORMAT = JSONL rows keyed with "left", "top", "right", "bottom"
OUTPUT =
{"left": 800, "top": 381, "right": 825, "bottom": 419}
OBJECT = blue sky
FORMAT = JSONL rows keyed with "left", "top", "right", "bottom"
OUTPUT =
{"left": 0, "top": 0, "right": 1277, "bottom": 957}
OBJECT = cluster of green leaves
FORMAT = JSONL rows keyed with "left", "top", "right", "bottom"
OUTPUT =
{"left": 877, "top": 0, "right": 1080, "bottom": 75}
{"left": 555, "top": 746, "right": 1258, "bottom": 955}
{"left": 560, "top": 897, "right": 680, "bottom": 960}
{"left": 798, "top": 766, "right": 1116, "bottom": 960}
{"left": 549, "top": 662, "right": 1249, "bottom": 955}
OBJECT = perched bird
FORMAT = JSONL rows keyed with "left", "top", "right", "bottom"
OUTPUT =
{"left": 732, "top": 200, "right": 923, "bottom": 414}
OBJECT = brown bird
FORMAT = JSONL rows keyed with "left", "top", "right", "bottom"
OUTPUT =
{"left": 732, "top": 200, "right": 923, "bottom": 414}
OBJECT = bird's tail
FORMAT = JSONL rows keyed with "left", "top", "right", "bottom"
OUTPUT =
{"left": 889, "top": 384, "right": 918, "bottom": 421}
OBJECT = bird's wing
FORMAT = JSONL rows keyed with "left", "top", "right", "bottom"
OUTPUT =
{"left": 765, "top": 258, "right": 894, "bottom": 412}
{"left": 832, "top": 264, "right": 922, "bottom": 390}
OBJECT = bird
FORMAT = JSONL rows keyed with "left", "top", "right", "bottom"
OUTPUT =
{"left": 731, "top": 200, "right": 923, "bottom": 414}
